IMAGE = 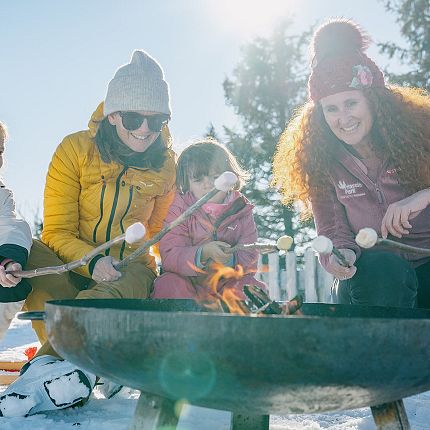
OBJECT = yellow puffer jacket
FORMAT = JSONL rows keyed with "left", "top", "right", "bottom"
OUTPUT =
{"left": 42, "top": 103, "right": 176, "bottom": 277}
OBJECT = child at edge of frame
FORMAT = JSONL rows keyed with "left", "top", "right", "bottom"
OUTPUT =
{"left": 0, "top": 121, "right": 33, "bottom": 341}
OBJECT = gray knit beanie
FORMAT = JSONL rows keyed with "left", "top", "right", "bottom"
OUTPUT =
{"left": 103, "top": 50, "right": 171, "bottom": 117}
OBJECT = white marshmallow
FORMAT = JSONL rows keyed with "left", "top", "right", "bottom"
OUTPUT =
{"left": 276, "top": 235, "right": 293, "bottom": 251}
{"left": 312, "top": 236, "right": 333, "bottom": 254}
{"left": 125, "top": 222, "right": 146, "bottom": 244}
{"left": 355, "top": 228, "right": 378, "bottom": 248}
{"left": 214, "top": 171, "right": 238, "bottom": 192}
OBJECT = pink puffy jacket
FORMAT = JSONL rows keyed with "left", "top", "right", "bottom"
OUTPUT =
{"left": 160, "top": 190, "right": 260, "bottom": 274}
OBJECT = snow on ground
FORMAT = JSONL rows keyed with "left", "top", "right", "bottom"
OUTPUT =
{"left": 0, "top": 317, "right": 429, "bottom": 429}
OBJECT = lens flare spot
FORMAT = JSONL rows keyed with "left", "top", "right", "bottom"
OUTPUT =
{"left": 159, "top": 351, "right": 216, "bottom": 401}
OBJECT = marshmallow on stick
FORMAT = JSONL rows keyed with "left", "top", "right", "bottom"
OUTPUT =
{"left": 6, "top": 222, "right": 146, "bottom": 278}
{"left": 356, "top": 227, "right": 430, "bottom": 255}
{"left": 226, "top": 235, "right": 294, "bottom": 254}
{"left": 116, "top": 171, "right": 238, "bottom": 269}
{"left": 311, "top": 235, "right": 350, "bottom": 267}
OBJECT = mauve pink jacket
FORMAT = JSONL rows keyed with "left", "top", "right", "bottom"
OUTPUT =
{"left": 159, "top": 191, "right": 260, "bottom": 276}
{"left": 311, "top": 142, "right": 430, "bottom": 271}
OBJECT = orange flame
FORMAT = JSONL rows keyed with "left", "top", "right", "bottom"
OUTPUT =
{"left": 207, "top": 262, "right": 244, "bottom": 293}
{"left": 189, "top": 261, "right": 249, "bottom": 315}
{"left": 221, "top": 286, "right": 248, "bottom": 315}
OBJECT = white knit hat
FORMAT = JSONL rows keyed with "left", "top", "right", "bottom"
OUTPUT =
{"left": 103, "top": 50, "right": 171, "bottom": 117}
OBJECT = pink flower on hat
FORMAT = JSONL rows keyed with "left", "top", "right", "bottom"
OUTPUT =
{"left": 349, "top": 65, "right": 373, "bottom": 89}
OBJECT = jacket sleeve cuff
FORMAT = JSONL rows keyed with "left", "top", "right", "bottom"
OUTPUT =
{"left": 194, "top": 247, "right": 235, "bottom": 268}
{"left": 334, "top": 243, "right": 362, "bottom": 261}
{"left": 89, "top": 254, "right": 105, "bottom": 275}
{"left": 194, "top": 247, "right": 205, "bottom": 269}
{"left": 226, "top": 254, "right": 235, "bottom": 267}
{"left": 0, "top": 279, "right": 32, "bottom": 302}
{"left": 0, "top": 244, "right": 29, "bottom": 267}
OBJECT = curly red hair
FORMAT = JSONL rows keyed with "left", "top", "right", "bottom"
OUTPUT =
{"left": 272, "top": 86, "right": 430, "bottom": 217}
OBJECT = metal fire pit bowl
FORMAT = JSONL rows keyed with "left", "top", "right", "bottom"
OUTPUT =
{"left": 23, "top": 299, "right": 430, "bottom": 429}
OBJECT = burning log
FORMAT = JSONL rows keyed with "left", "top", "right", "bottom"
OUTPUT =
{"left": 226, "top": 235, "right": 294, "bottom": 254}
{"left": 355, "top": 227, "right": 430, "bottom": 255}
{"left": 311, "top": 235, "right": 350, "bottom": 267}
{"left": 115, "top": 171, "right": 238, "bottom": 270}
{"left": 194, "top": 261, "right": 303, "bottom": 316}
{"left": 243, "top": 285, "right": 303, "bottom": 315}
{"left": 6, "top": 222, "right": 146, "bottom": 278}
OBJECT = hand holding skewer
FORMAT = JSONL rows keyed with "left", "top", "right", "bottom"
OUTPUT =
{"left": 311, "top": 236, "right": 350, "bottom": 267}
{"left": 356, "top": 227, "right": 430, "bottom": 255}
{"left": 311, "top": 235, "right": 357, "bottom": 280}
{"left": 115, "top": 171, "right": 239, "bottom": 269}
{"left": 6, "top": 222, "right": 146, "bottom": 279}
{"left": 10, "top": 172, "right": 238, "bottom": 279}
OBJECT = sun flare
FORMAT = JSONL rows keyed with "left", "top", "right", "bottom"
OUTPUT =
{"left": 206, "top": 0, "right": 298, "bottom": 37}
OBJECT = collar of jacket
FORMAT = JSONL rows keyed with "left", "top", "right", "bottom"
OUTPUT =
{"left": 182, "top": 190, "right": 254, "bottom": 225}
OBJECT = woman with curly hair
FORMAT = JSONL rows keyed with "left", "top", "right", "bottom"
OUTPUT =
{"left": 273, "top": 18, "right": 430, "bottom": 309}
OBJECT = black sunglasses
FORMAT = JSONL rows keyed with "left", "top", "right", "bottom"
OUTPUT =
{"left": 119, "top": 112, "right": 169, "bottom": 132}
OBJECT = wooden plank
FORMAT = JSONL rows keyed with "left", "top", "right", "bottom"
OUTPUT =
{"left": 317, "top": 262, "right": 334, "bottom": 303}
{"left": 0, "top": 361, "right": 26, "bottom": 371}
{"left": 304, "top": 248, "right": 318, "bottom": 302}
{"left": 231, "top": 414, "right": 270, "bottom": 429}
{"left": 285, "top": 251, "right": 298, "bottom": 299}
{"left": 256, "top": 255, "right": 269, "bottom": 286}
{"left": 371, "top": 400, "right": 411, "bottom": 429}
{"left": 0, "top": 374, "right": 19, "bottom": 385}
{"left": 268, "top": 253, "right": 280, "bottom": 300}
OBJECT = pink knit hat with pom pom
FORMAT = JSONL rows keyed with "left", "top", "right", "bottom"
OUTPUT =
{"left": 308, "top": 19, "right": 385, "bottom": 102}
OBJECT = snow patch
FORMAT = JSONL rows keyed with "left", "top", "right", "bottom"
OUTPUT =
{"left": 45, "top": 372, "right": 90, "bottom": 406}
{"left": 0, "top": 393, "right": 36, "bottom": 417}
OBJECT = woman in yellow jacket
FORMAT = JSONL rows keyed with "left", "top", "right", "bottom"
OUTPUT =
{"left": 0, "top": 50, "right": 176, "bottom": 416}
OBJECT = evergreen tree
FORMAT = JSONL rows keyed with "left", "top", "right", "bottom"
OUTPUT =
{"left": 379, "top": 0, "right": 430, "bottom": 89}
{"left": 222, "top": 21, "right": 312, "bottom": 242}
{"left": 205, "top": 122, "right": 220, "bottom": 140}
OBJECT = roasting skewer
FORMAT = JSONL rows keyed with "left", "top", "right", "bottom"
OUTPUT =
{"left": 355, "top": 227, "right": 430, "bottom": 255}
{"left": 311, "top": 235, "right": 350, "bottom": 267}
{"left": 226, "top": 235, "right": 294, "bottom": 254}
{"left": 116, "top": 171, "right": 238, "bottom": 269}
{"left": 6, "top": 222, "right": 146, "bottom": 278}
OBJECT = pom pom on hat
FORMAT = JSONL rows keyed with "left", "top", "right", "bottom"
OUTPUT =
{"left": 311, "top": 19, "right": 370, "bottom": 61}
{"left": 308, "top": 19, "right": 385, "bottom": 101}
{"left": 104, "top": 50, "right": 171, "bottom": 117}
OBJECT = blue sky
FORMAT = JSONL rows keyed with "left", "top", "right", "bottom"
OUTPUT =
{"left": 0, "top": 0, "right": 402, "bottom": 226}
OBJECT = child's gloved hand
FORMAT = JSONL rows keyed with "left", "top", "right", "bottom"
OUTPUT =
{"left": 92, "top": 256, "right": 122, "bottom": 283}
{"left": 201, "top": 241, "right": 232, "bottom": 265}
{"left": 0, "top": 262, "right": 23, "bottom": 288}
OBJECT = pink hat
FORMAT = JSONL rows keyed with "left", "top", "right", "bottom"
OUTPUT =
{"left": 308, "top": 19, "right": 385, "bottom": 102}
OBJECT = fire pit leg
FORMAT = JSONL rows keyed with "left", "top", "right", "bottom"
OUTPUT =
{"left": 129, "top": 391, "right": 180, "bottom": 430}
{"left": 371, "top": 400, "right": 411, "bottom": 430}
{"left": 231, "top": 413, "right": 270, "bottom": 430}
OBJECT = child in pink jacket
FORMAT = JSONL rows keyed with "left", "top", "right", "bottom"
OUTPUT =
{"left": 152, "top": 138, "right": 266, "bottom": 300}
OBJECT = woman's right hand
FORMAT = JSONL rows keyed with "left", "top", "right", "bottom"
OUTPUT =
{"left": 326, "top": 248, "right": 357, "bottom": 280}
{"left": 92, "top": 256, "right": 122, "bottom": 283}
{"left": 201, "top": 241, "right": 232, "bottom": 265}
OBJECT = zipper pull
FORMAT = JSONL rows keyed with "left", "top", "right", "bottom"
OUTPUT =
{"left": 376, "top": 187, "right": 383, "bottom": 203}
